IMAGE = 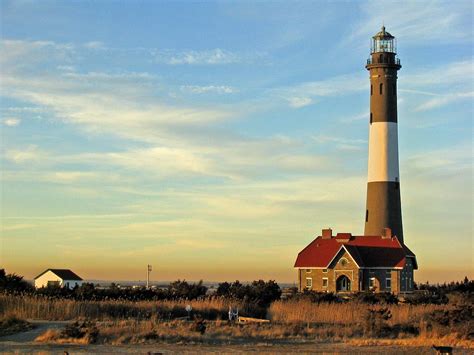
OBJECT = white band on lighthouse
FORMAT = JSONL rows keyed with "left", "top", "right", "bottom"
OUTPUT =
{"left": 367, "top": 122, "right": 400, "bottom": 183}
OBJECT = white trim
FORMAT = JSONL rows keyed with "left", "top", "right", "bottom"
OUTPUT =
{"left": 305, "top": 277, "right": 313, "bottom": 289}
{"left": 325, "top": 245, "right": 361, "bottom": 268}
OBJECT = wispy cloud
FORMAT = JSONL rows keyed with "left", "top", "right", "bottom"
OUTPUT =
{"left": 286, "top": 96, "right": 313, "bottom": 108}
{"left": 348, "top": 1, "right": 472, "bottom": 47}
{"left": 415, "top": 91, "right": 474, "bottom": 112}
{"left": 2, "top": 117, "right": 21, "bottom": 126}
{"left": 274, "top": 73, "right": 366, "bottom": 108}
{"left": 401, "top": 61, "right": 474, "bottom": 112}
{"left": 83, "top": 41, "right": 105, "bottom": 49}
{"left": 181, "top": 85, "right": 237, "bottom": 94}
{"left": 5, "top": 145, "right": 45, "bottom": 163}
{"left": 155, "top": 48, "right": 241, "bottom": 65}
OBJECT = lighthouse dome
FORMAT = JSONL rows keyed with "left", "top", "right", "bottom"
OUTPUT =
{"left": 373, "top": 26, "right": 395, "bottom": 40}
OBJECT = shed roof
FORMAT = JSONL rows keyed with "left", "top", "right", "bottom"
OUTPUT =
{"left": 34, "top": 269, "right": 83, "bottom": 281}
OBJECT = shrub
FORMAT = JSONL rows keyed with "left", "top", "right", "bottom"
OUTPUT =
{"left": 0, "top": 270, "right": 33, "bottom": 293}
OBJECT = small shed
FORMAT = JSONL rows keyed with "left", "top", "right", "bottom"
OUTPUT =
{"left": 34, "top": 269, "right": 83, "bottom": 289}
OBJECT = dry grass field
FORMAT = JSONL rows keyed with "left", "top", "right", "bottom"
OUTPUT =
{"left": 1, "top": 294, "right": 472, "bottom": 350}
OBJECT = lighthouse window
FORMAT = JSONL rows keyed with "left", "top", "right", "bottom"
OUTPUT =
{"left": 393, "top": 83, "right": 396, "bottom": 95}
{"left": 371, "top": 85, "right": 373, "bottom": 95}
{"left": 365, "top": 209, "right": 369, "bottom": 222}
{"left": 370, "top": 113, "right": 373, "bottom": 124}
{"left": 380, "top": 83, "right": 383, "bottom": 95}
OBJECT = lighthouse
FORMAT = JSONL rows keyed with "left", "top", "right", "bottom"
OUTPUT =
{"left": 294, "top": 27, "right": 417, "bottom": 294}
{"left": 364, "top": 27, "right": 404, "bottom": 243}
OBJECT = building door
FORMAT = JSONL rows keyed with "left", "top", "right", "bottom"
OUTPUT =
{"left": 336, "top": 275, "right": 351, "bottom": 292}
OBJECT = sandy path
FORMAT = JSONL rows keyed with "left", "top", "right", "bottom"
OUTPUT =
{"left": 0, "top": 322, "right": 446, "bottom": 354}
{"left": 0, "top": 320, "right": 70, "bottom": 342}
{"left": 0, "top": 341, "right": 436, "bottom": 354}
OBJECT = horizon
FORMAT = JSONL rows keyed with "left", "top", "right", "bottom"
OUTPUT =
{"left": 1, "top": 1, "right": 472, "bottom": 284}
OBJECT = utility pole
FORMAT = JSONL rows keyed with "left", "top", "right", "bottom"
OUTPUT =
{"left": 146, "top": 264, "right": 152, "bottom": 289}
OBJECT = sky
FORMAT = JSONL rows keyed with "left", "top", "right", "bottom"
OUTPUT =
{"left": 0, "top": 1, "right": 472, "bottom": 284}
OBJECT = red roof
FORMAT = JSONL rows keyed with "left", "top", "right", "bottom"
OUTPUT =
{"left": 294, "top": 234, "right": 416, "bottom": 269}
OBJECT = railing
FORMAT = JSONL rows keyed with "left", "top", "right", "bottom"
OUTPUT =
{"left": 367, "top": 57, "right": 400, "bottom": 65}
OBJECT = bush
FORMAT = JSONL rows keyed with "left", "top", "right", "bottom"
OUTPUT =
{"left": 216, "top": 280, "right": 281, "bottom": 307}
{"left": 363, "top": 307, "right": 392, "bottom": 337}
{"left": 0, "top": 316, "right": 33, "bottom": 336}
{"left": 0, "top": 270, "right": 33, "bottom": 293}
{"left": 354, "top": 292, "right": 398, "bottom": 305}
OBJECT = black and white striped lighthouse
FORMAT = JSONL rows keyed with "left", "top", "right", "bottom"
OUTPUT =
{"left": 364, "top": 27, "right": 404, "bottom": 243}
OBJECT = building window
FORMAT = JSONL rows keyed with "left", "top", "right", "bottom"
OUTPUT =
{"left": 386, "top": 270, "right": 391, "bottom": 277}
{"left": 322, "top": 278, "right": 328, "bottom": 287}
{"left": 340, "top": 258, "right": 348, "bottom": 266}
{"left": 306, "top": 269, "right": 311, "bottom": 273}
{"left": 306, "top": 278, "right": 313, "bottom": 289}
{"left": 365, "top": 209, "right": 369, "bottom": 222}
{"left": 323, "top": 269, "right": 328, "bottom": 273}
{"left": 386, "top": 279, "right": 391, "bottom": 288}
{"left": 380, "top": 83, "right": 383, "bottom": 95}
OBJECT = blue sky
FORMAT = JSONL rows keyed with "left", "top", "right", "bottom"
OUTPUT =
{"left": 1, "top": 1, "right": 472, "bottom": 283}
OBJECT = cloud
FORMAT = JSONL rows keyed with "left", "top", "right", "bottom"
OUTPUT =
{"left": 312, "top": 134, "right": 366, "bottom": 151}
{"left": 415, "top": 91, "right": 474, "bottom": 112}
{"left": 3, "top": 117, "right": 21, "bottom": 126}
{"left": 1, "top": 40, "right": 233, "bottom": 144}
{"left": 5, "top": 145, "right": 44, "bottom": 163}
{"left": 399, "top": 61, "right": 474, "bottom": 112}
{"left": 155, "top": 48, "right": 241, "bottom": 65}
{"left": 181, "top": 85, "right": 237, "bottom": 94}
{"left": 274, "top": 72, "right": 366, "bottom": 108}
{"left": 83, "top": 41, "right": 105, "bottom": 49}
{"left": 403, "top": 61, "right": 472, "bottom": 88}
{"left": 348, "top": 1, "right": 472, "bottom": 47}
{"left": 287, "top": 97, "right": 313, "bottom": 108}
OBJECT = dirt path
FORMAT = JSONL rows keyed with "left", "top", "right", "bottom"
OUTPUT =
{"left": 0, "top": 342, "right": 437, "bottom": 354}
{"left": 0, "top": 320, "right": 70, "bottom": 343}
{"left": 0, "top": 322, "right": 455, "bottom": 354}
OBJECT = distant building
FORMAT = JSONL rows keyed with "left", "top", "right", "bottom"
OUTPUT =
{"left": 294, "top": 228, "right": 417, "bottom": 293}
{"left": 34, "top": 269, "right": 83, "bottom": 289}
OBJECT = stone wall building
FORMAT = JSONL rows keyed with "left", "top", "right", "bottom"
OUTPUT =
{"left": 294, "top": 228, "right": 417, "bottom": 293}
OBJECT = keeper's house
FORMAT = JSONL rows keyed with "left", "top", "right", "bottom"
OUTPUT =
{"left": 34, "top": 269, "right": 83, "bottom": 289}
{"left": 294, "top": 228, "right": 417, "bottom": 294}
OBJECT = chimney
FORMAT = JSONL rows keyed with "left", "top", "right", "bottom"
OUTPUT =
{"left": 382, "top": 227, "right": 392, "bottom": 239}
{"left": 322, "top": 228, "right": 332, "bottom": 239}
